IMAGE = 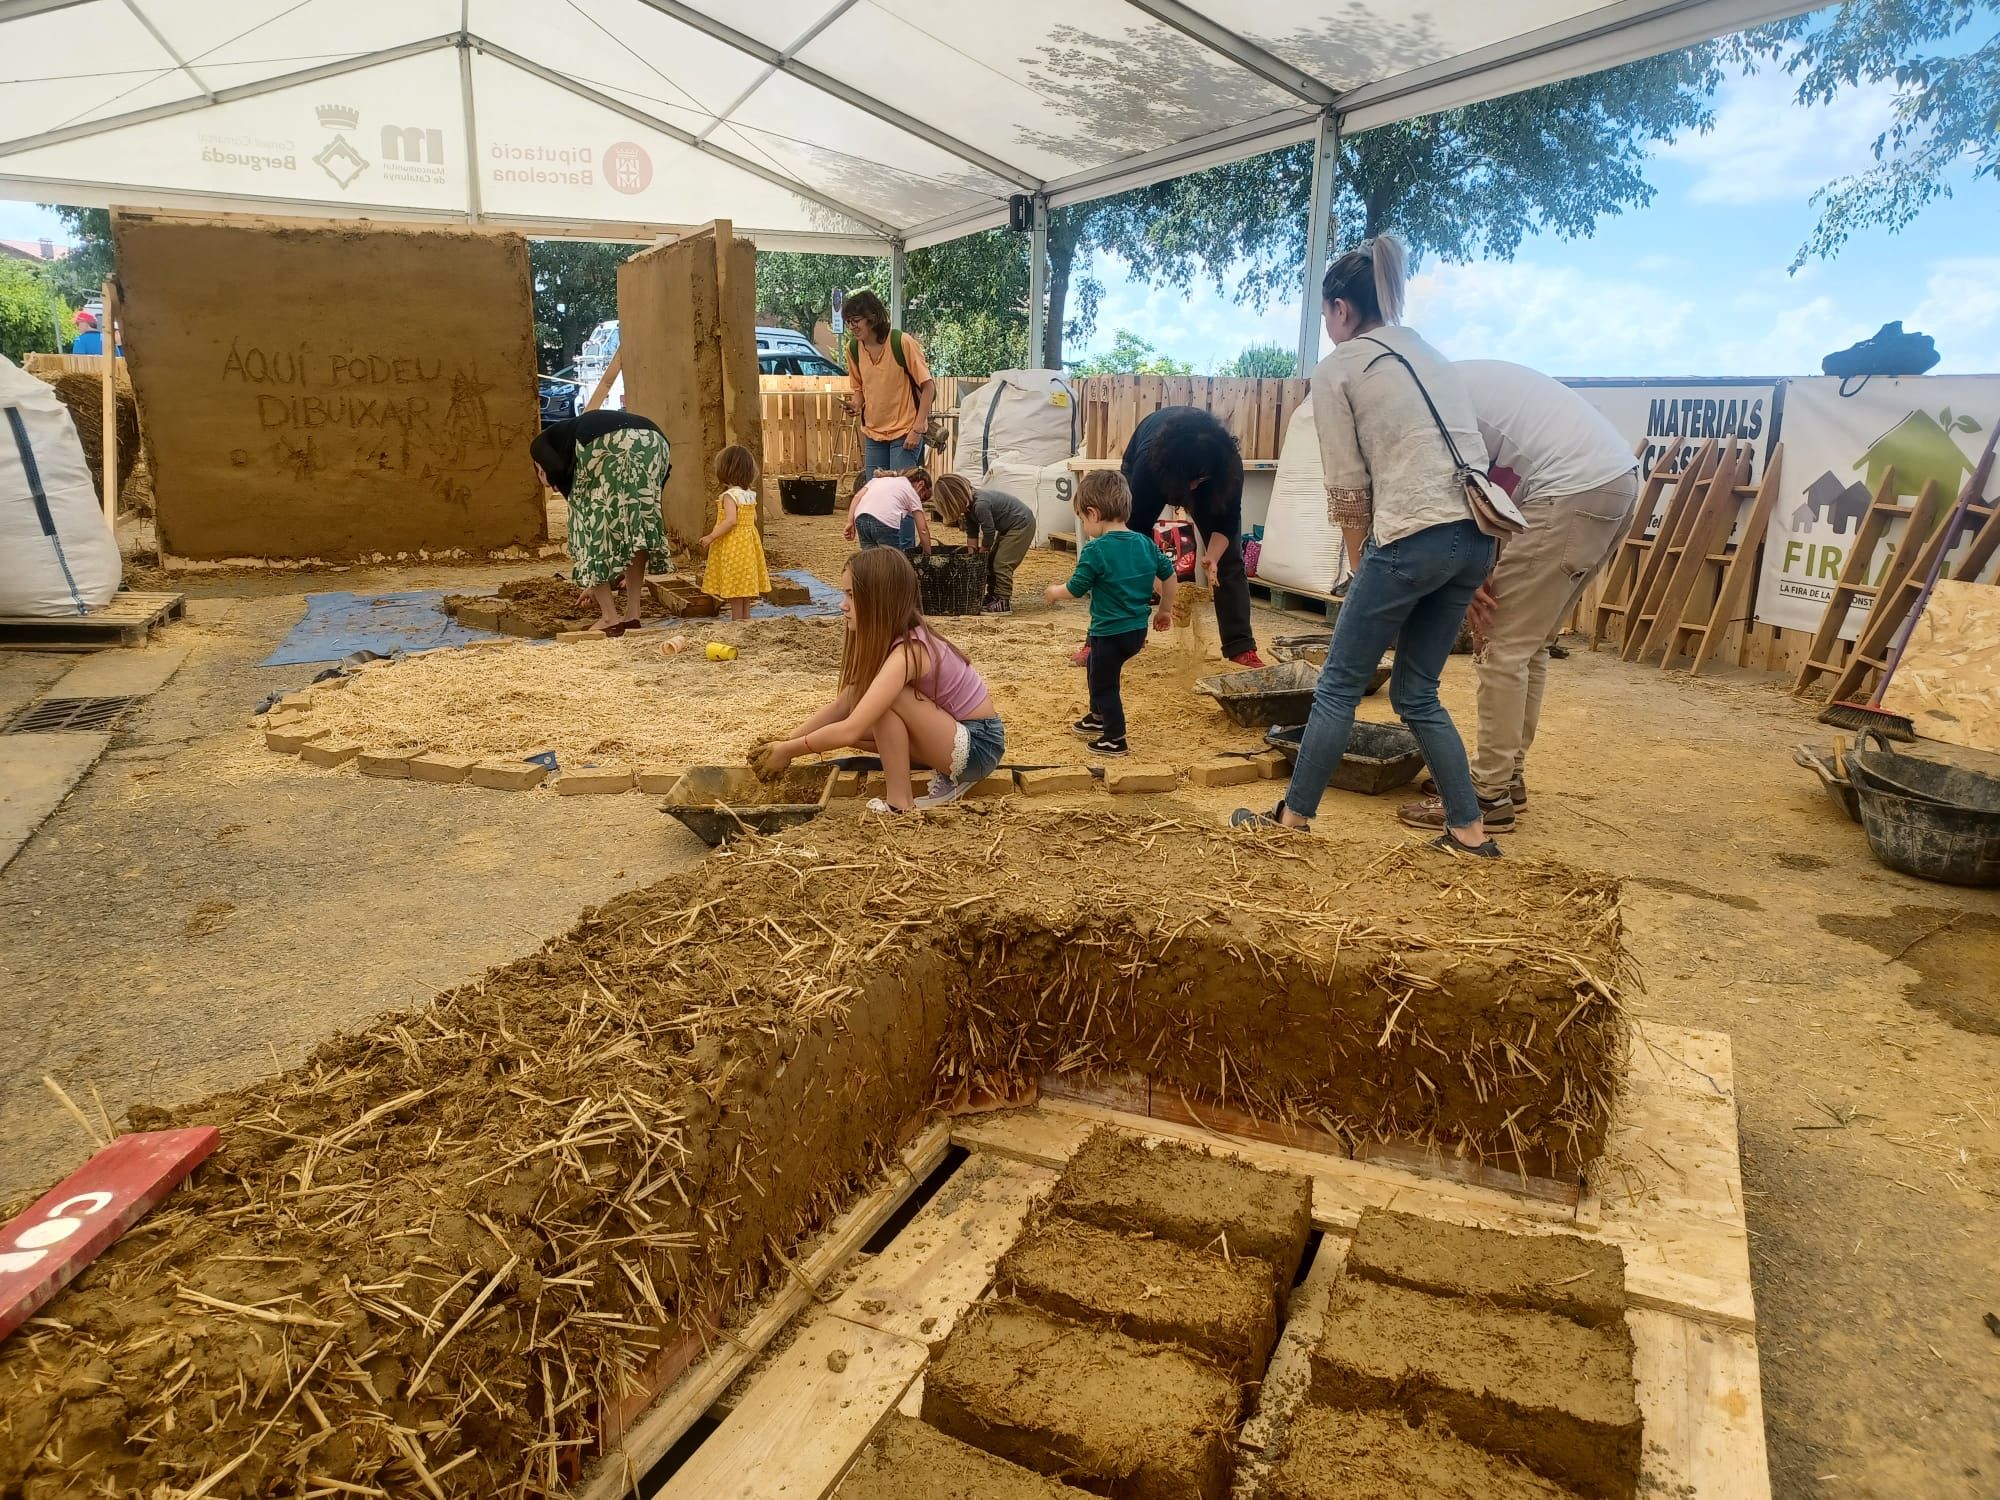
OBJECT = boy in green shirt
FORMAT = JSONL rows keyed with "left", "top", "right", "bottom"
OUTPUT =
{"left": 1045, "top": 469, "right": 1176, "bottom": 756}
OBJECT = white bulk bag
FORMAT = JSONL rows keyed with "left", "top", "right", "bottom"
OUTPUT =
{"left": 954, "top": 370, "right": 1077, "bottom": 483}
{"left": 0, "top": 357, "right": 120, "bottom": 617}
{"left": 1255, "top": 372, "right": 1349, "bottom": 595}
{"left": 1027, "top": 456, "right": 1080, "bottom": 544}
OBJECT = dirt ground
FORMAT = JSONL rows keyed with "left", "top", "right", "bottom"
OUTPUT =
{"left": 1, "top": 505, "right": 1996, "bottom": 1498}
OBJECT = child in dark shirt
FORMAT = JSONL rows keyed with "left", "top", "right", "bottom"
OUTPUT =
{"left": 1044, "top": 469, "right": 1176, "bottom": 756}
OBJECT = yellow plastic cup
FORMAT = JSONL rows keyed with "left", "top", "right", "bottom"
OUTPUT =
{"left": 706, "top": 642, "right": 738, "bottom": 662}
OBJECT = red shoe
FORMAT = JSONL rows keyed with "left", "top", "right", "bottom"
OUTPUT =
{"left": 1229, "top": 649, "right": 1267, "bottom": 668}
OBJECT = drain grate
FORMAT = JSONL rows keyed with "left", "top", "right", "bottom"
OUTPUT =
{"left": 2, "top": 695, "right": 140, "bottom": 734}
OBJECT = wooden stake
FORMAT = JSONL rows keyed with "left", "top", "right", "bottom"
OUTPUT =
{"left": 98, "top": 276, "right": 118, "bottom": 533}
{"left": 584, "top": 350, "right": 622, "bottom": 413}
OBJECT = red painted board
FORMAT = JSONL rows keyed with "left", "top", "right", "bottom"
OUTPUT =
{"left": 0, "top": 1127, "right": 219, "bottom": 1343}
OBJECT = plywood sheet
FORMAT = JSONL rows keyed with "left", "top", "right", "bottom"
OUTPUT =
{"left": 1881, "top": 579, "right": 2000, "bottom": 753}
{"left": 112, "top": 211, "right": 545, "bottom": 561}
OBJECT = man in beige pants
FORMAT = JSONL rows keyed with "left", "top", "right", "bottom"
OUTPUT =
{"left": 1399, "top": 360, "right": 1638, "bottom": 833}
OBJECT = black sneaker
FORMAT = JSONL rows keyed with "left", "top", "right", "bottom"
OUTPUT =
{"left": 1086, "top": 735, "right": 1128, "bottom": 756}
{"left": 1509, "top": 776, "right": 1528, "bottom": 808}
{"left": 1072, "top": 714, "right": 1104, "bottom": 737}
{"left": 1428, "top": 831, "right": 1501, "bottom": 859}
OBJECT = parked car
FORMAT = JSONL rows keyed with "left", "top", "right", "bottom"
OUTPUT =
{"left": 757, "top": 326, "right": 844, "bottom": 377}
{"left": 538, "top": 370, "right": 580, "bottom": 423}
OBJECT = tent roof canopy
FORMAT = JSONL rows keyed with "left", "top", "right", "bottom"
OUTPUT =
{"left": 0, "top": 0, "right": 1819, "bottom": 251}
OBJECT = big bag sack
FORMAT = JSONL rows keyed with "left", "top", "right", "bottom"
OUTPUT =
{"left": 1358, "top": 337, "right": 1526, "bottom": 539}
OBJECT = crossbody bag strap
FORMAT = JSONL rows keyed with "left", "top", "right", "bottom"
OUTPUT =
{"left": 1356, "top": 335, "right": 1474, "bottom": 474}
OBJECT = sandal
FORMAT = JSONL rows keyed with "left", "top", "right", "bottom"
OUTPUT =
{"left": 865, "top": 797, "right": 909, "bottom": 815}
{"left": 1427, "top": 831, "right": 1501, "bottom": 859}
{"left": 589, "top": 619, "right": 629, "bottom": 637}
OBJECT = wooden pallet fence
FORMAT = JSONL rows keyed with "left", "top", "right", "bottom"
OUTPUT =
{"left": 1075, "top": 374, "right": 1311, "bottom": 461}
{"left": 757, "top": 375, "right": 978, "bottom": 479}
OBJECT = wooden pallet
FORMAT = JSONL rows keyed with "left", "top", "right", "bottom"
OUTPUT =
{"left": 1662, "top": 446, "right": 1787, "bottom": 675}
{"left": 0, "top": 591, "right": 185, "bottom": 651}
{"left": 584, "top": 1022, "right": 1767, "bottom": 1500}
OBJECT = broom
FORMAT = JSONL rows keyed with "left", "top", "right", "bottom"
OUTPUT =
{"left": 1820, "top": 422, "right": 1999, "bottom": 739}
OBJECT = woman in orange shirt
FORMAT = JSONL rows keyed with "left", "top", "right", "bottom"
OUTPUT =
{"left": 843, "top": 290, "right": 935, "bottom": 487}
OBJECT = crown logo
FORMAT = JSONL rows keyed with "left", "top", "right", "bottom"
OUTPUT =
{"left": 316, "top": 104, "right": 359, "bottom": 131}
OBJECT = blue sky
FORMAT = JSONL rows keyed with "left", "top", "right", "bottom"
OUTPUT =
{"left": 6, "top": 55, "right": 1991, "bottom": 380}
{"left": 1079, "top": 58, "right": 2000, "bottom": 378}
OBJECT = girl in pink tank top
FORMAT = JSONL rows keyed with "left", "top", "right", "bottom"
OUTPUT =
{"left": 754, "top": 549, "right": 1006, "bottom": 812}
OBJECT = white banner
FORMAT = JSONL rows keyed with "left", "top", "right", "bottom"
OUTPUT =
{"left": 1756, "top": 376, "right": 2000, "bottom": 638}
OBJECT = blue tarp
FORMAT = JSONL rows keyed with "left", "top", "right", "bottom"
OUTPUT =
{"left": 261, "top": 571, "right": 839, "bottom": 668}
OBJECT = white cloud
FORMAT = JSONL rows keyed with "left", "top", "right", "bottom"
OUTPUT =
{"left": 1661, "top": 62, "right": 1899, "bottom": 207}
{"left": 1911, "top": 259, "right": 2000, "bottom": 373}
{"left": 1076, "top": 252, "right": 1303, "bottom": 370}
{"left": 1406, "top": 256, "right": 1888, "bottom": 377}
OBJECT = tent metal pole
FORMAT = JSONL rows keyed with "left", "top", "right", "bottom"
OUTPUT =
{"left": 457, "top": 30, "right": 482, "bottom": 222}
{"left": 1297, "top": 109, "right": 1338, "bottom": 375}
{"left": 1028, "top": 195, "right": 1048, "bottom": 368}
{"left": 889, "top": 241, "right": 906, "bottom": 326}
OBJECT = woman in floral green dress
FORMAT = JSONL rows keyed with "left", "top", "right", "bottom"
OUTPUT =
{"left": 530, "top": 411, "right": 671, "bottom": 634}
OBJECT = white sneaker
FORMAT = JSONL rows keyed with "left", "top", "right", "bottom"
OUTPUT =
{"left": 914, "top": 775, "right": 969, "bottom": 809}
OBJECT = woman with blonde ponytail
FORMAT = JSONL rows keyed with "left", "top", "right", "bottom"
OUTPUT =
{"left": 1232, "top": 232, "right": 1502, "bottom": 858}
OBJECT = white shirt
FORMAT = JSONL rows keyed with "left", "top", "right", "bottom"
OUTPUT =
{"left": 1314, "top": 325, "right": 1484, "bottom": 546}
{"left": 1457, "top": 360, "right": 1637, "bottom": 503}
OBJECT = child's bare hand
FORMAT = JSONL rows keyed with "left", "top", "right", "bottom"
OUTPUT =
{"left": 1152, "top": 608, "right": 1171, "bottom": 632}
{"left": 1043, "top": 583, "right": 1069, "bottom": 605}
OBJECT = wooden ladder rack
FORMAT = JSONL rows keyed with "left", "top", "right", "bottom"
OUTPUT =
{"left": 1819, "top": 488, "right": 2000, "bottom": 708}
{"left": 1592, "top": 440, "right": 1717, "bottom": 652}
{"left": 1659, "top": 445, "right": 1786, "bottom": 674}
{"left": 1624, "top": 441, "right": 1747, "bottom": 664}
{"left": 1792, "top": 469, "right": 1941, "bottom": 695}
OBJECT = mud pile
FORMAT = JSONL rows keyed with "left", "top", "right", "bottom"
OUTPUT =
{"left": 0, "top": 809, "right": 1627, "bottom": 1498}
{"left": 442, "top": 573, "right": 595, "bottom": 637}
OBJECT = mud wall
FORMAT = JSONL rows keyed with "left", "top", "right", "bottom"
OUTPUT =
{"left": 618, "top": 228, "right": 761, "bottom": 543}
{"left": 112, "top": 211, "right": 546, "bottom": 561}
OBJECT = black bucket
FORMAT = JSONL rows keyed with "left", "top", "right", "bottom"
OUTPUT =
{"left": 908, "top": 544, "right": 986, "bottom": 615}
{"left": 1847, "top": 733, "right": 2000, "bottom": 886}
{"left": 780, "top": 477, "right": 838, "bottom": 515}
{"left": 1264, "top": 721, "right": 1425, "bottom": 796}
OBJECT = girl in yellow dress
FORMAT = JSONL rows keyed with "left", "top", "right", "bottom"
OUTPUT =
{"left": 698, "top": 445, "right": 772, "bottom": 621}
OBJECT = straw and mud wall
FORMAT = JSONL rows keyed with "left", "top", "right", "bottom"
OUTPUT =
{"left": 617, "top": 229, "right": 761, "bottom": 544}
{"left": 112, "top": 211, "right": 545, "bottom": 561}
{"left": 0, "top": 811, "right": 1627, "bottom": 1499}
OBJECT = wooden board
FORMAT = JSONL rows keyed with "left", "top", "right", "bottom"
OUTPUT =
{"left": 653, "top": 1313, "right": 926, "bottom": 1500}
{"left": 1630, "top": 1308, "right": 1770, "bottom": 1500}
{"left": 0, "top": 591, "right": 185, "bottom": 651}
{"left": 1879, "top": 578, "right": 2000, "bottom": 754}
{"left": 1230, "top": 1233, "right": 1349, "bottom": 1499}
{"left": 577, "top": 1124, "right": 951, "bottom": 1500}
{"left": 827, "top": 1154, "right": 1055, "bottom": 1344}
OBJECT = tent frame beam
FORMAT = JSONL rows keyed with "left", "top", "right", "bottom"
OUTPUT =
{"left": 1296, "top": 109, "right": 1337, "bottom": 372}
{"left": 0, "top": 34, "right": 460, "bottom": 160}
{"left": 628, "top": 0, "right": 1042, "bottom": 191}
{"left": 465, "top": 37, "right": 901, "bottom": 241}
{"left": 121, "top": 0, "right": 215, "bottom": 103}
{"left": 1116, "top": 0, "right": 1338, "bottom": 106}
{"left": 1027, "top": 195, "right": 1048, "bottom": 367}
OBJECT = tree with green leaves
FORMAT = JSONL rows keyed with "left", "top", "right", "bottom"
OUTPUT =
{"left": 0, "top": 259, "right": 70, "bottom": 363}
{"left": 1030, "top": 45, "right": 1724, "bottom": 368}
{"left": 528, "top": 240, "right": 634, "bottom": 373}
{"left": 43, "top": 205, "right": 112, "bottom": 310}
{"left": 1070, "top": 330, "right": 1192, "bottom": 376}
{"left": 1728, "top": 0, "right": 1999, "bottom": 267}
{"left": 1218, "top": 343, "right": 1299, "bottom": 378}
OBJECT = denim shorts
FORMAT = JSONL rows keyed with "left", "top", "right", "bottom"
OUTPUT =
{"left": 951, "top": 716, "right": 1006, "bottom": 782}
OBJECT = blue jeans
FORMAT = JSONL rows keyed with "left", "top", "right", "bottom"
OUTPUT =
{"left": 1285, "top": 519, "right": 1495, "bottom": 827}
{"left": 855, "top": 512, "right": 916, "bottom": 549}
{"left": 860, "top": 436, "right": 926, "bottom": 489}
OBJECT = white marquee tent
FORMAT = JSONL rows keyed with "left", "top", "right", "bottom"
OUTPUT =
{"left": 2, "top": 0, "right": 1819, "bottom": 359}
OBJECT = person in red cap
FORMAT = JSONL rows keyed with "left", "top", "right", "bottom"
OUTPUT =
{"left": 69, "top": 310, "right": 107, "bottom": 357}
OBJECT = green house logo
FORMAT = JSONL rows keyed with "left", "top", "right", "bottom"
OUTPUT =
{"left": 1855, "top": 407, "right": 1983, "bottom": 500}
